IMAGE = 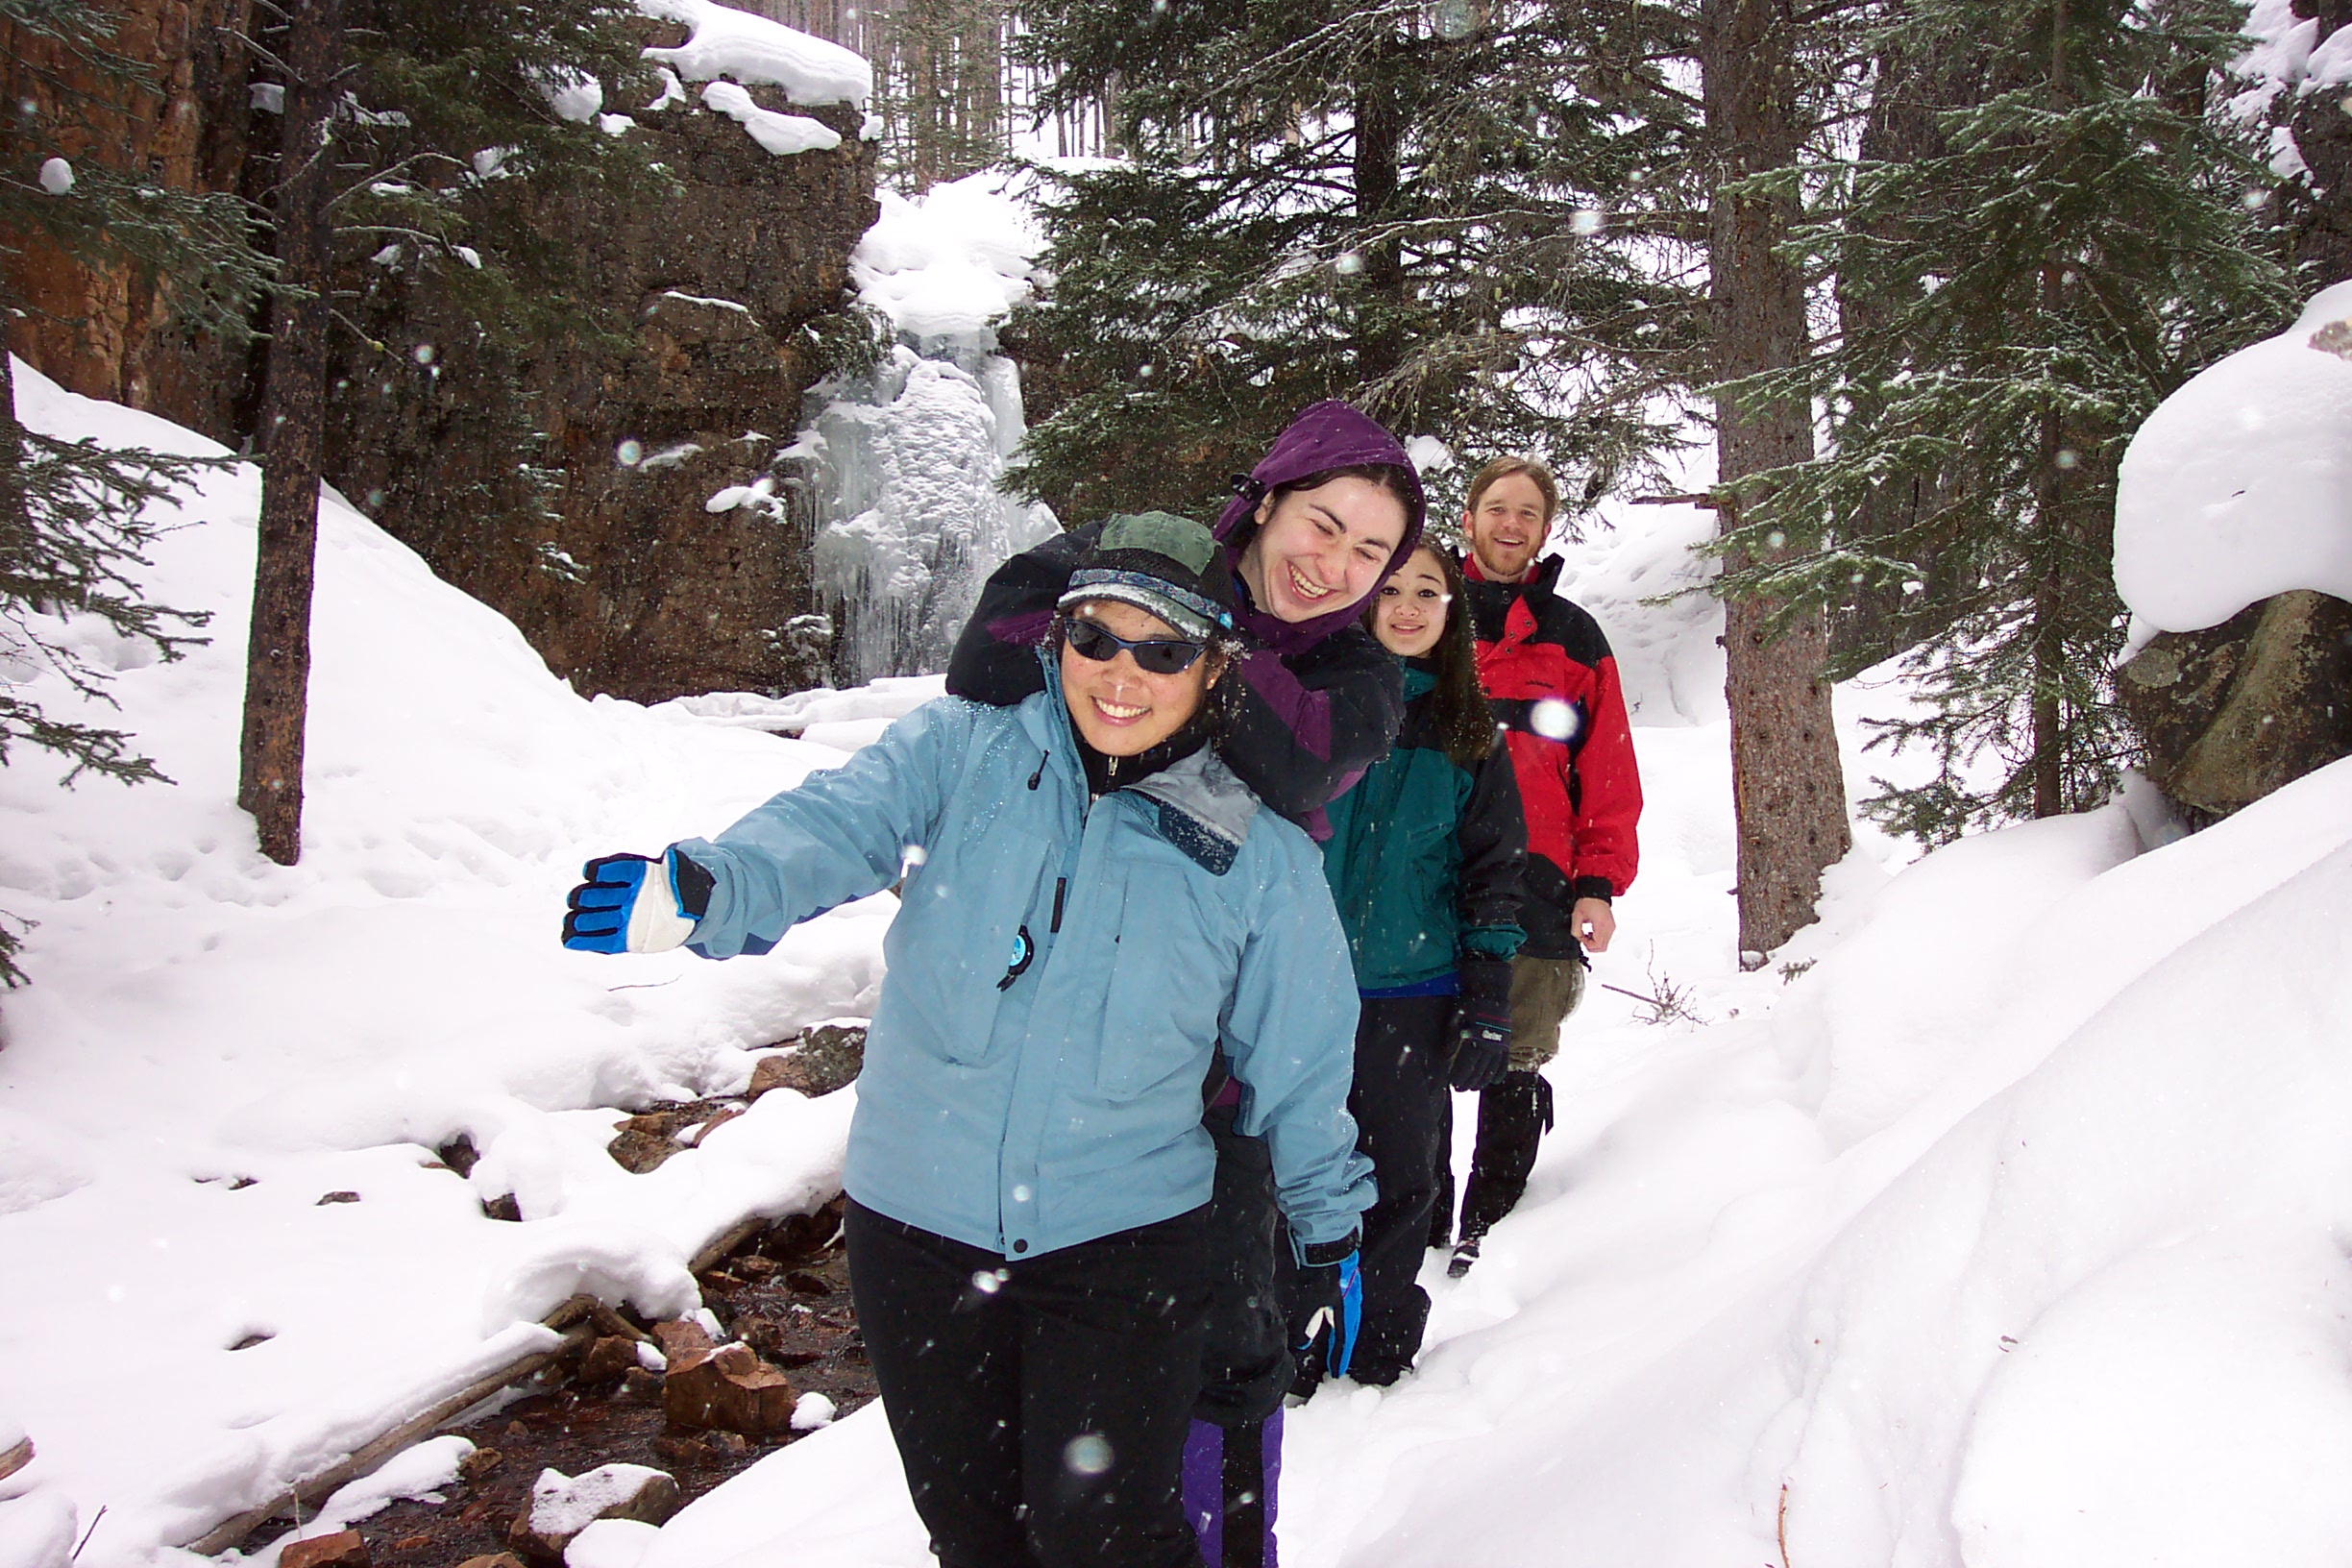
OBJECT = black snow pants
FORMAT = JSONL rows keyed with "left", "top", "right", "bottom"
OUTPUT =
{"left": 1341, "top": 992, "right": 1454, "bottom": 1377}
{"left": 1184, "top": 1097, "right": 1290, "bottom": 1566}
{"left": 844, "top": 1198, "right": 1212, "bottom": 1568}
{"left": 1433, "top": 1068, "right": 1556, "bottom": 1247}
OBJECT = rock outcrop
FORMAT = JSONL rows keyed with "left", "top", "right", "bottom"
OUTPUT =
{"left": 0, "top": 0, "right": 255, "bottom": 432}
{"left": 3, "top": 5, "right": 880, "bottom": 703}
{"left": 324, "top": 70, "right": 878, "bottom": 700}
{"left": 2116, "top": 590, "right": 2352, "bottom": 824}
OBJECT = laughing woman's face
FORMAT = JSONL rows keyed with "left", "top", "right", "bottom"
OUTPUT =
{"left": 1237, "top": 476, "right": 1409, "bottom": 624}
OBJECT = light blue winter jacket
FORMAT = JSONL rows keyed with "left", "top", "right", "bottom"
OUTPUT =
{"left": 672, "top": 686, "right": 1375, "bottom": 1262}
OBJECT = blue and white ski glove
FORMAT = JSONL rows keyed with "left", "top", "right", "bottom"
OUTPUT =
{"left": 561, "top": 849, "right": 712, "bottom": 954}
{"left": 1295, "top": 1244, "right": 1363, "bottom": 1381}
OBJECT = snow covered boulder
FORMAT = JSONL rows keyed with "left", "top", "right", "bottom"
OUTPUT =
{"left": 509, "top": 1465, "right": 680, "bottom": 1565}
{"left": 2112, "top": 282, "right": 2352, "bottom": 821}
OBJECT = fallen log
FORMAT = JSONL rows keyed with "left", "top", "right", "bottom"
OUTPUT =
{"left": 184, "top": 1322, "right": 594, "bottom": 1557}
{"left": 184, "top": 1197, "right": 822, "bottom": 1556}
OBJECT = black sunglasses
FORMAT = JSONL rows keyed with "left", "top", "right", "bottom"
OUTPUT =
{"left": 1061, "top": 617, "right": 1208, "bottom": 675}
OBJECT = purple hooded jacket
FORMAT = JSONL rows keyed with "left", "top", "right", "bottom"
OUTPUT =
{"left": 1215, "top": 399, "right": 1428, "bottom": 654}
{"left": 945, "top": 401, "right": 1426, "bottom": 829}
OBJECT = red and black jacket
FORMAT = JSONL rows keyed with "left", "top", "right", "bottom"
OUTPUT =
{"left": 1460, "top": 552, "right": 1641, "bottom": 958}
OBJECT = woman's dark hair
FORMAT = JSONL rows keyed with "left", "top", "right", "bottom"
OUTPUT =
{"left": 1266, "top": 462, "right": 1420, "bottom": 515}
{"left": 1371, "top": 543, "right": 1499, "bottom": 772}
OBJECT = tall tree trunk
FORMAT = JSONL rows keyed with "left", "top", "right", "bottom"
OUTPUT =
{"left": 0, "top": 325, "right": 25, "bottom": 552}
{"left": 237, "top": 0, "right": 341, "bottom": 866}
{"left": 2030, "top": 23, "right": 2069, "bottom": 817}
{"left": 1702, "top": 0, "right": 1851, "bottom": 962}
{"left": 1353, "top": 54, "right": 1408, "bottom": 391}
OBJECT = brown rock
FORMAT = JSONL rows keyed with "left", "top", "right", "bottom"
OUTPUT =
{"left": 651, "top": 1433, "right": 716, "bottom": 1467}
{"left": 458, "top": 1446, "right": 504, "bottom": 1483}
{"left": 577, "top": 1335, "right": 643, "bottom": 1387}
{"left": 621, "top": 1365, "right": 665, "bottom": 1402}
{"left": 747, "top": 1024, "right": 868, "bottom": 1101}
{"left": 2118, "top": 590, "right": 2352, "bottom": 823}
{"left": 650, "top": 1319, "right": 715, "bottom": 1363}
{"left": 453, "top": 1556, "right": 527, "bottom": 1568}
{"left": 280, "top": 1530, "right": 369, "bottom": 1568}
{"left": 662, "top": 1342, "right": 797, "bottom": 1435}
{"left": 507, "top": 1465, "right": 681, "bottom": 1565}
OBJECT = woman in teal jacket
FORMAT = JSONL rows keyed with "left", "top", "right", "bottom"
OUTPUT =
{"left": 1305, "top": 541, "right": 1527, "bottom": 1386}
{"left": 562, "top": 514, "right": 1373, "bottom": 1568}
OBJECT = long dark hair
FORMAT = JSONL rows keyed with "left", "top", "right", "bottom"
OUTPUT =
{"left": 1372, "top": 544, "right": 1499, "bottom": 772}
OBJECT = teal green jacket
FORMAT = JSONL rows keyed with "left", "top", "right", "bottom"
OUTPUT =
{"left": 1321, "top": 665, "right": 1529, "bottom": 992}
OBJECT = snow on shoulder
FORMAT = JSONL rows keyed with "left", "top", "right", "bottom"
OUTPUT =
{"left": 2113, "top": 280, "right": 2352, "bottom": 646}
{"left": 637, "top": 0, "right": 870, "bottom": 109}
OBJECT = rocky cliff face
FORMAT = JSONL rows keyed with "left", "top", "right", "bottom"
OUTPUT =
{"left": 2289, "top": 0, "right": 2352, "bottom": 284}
{"left": 324, "top": 76, "right": 879, "bottom": 701}
{"left": 4, "top": 4, "right": 880, "bottom": 703}
{"left": 0, "top": 0, "right": 256, "bottom": 435}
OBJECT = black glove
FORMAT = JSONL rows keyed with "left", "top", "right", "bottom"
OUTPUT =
{"left": 1450, "top": 957, "right": 1514, "bottom": 1091}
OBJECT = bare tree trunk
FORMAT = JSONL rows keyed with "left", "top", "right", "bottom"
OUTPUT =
{"left": 0, "top": 330, "right": 25, "bottom": 551}
{"left": 237, "top": 0, "right": 341, "bottom": 866}
{"left": 2031, "top": 22, "right": 2069, "bottom": 817}
{"left": 1353, "top": 58, "right": 1407, "bottom": 390}
{"left": 1702, "top": 0, "right": 1851, "bottom": 962}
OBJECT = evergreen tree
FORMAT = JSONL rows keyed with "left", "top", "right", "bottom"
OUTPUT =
{"left": 1, "top": 0, "right": 276, "bottom": 982}
{"left": 1717, "top": 0, "right": 2290, "bottom": 844}
{"left": 875, "top": 0, "right": 1012, "bottom": 190}
{"left": 1002, "top": 0, "right": 1707, "bottom": 525}
{"left": 235, "top": 0, "right": 661, "bottom": 863}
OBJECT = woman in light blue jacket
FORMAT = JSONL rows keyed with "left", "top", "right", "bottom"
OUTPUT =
{"left": 563, "top": 512, "right": 1372, "bottom": 1568}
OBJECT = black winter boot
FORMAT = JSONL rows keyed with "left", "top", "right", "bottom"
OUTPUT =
{"left": 1455, "top": 1071, "right": 1555, "bottom": 1247}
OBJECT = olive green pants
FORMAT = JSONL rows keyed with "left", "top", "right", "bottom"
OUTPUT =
{"left": 1507, "top": 952, "right": 1586, "bottom": 1071}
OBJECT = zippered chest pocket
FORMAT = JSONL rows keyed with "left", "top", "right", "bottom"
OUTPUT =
{"left": 1096, "top": 863, "right": 1241, "bottom": 1100}
{"left": 890, "top": 825, "right": 1050, "bottom": 1064}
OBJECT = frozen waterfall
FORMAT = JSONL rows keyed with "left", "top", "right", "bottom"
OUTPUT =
{"left": 795, "top": 173, "right": 1058, "bottom": 685}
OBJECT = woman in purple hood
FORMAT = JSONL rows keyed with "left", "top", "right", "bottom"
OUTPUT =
{"left": 947, "top": 400, "right": 1428, "bottom": 832}
{"left": 947, "top": 401, "right": 1427, "bottom": 1567}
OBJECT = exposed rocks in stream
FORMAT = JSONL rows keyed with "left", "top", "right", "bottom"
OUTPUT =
{"left": 245, "top": 1197, "right": 870, "bottom": 1568}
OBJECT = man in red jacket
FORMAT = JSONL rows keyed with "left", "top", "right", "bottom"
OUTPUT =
{"left": 1438, "top": 456, "right": 1643, "bottom": 1275}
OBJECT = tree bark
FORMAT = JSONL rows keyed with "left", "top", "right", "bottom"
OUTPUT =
{"left": 237, "top": 0, "right": 341, "bottom": 866}
{"left": 1353, "top": 51, "right": 1408, "bottom": 390}
{"left": 0, "top": 331, "right": 25, "bottom": 553}
{"left": 1702, "top": 0, "right": 1851, "bottom": 962}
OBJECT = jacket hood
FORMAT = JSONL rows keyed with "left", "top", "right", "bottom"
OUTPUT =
{"left": 1214, "top": 401, "right": 1429, "bottom": 654}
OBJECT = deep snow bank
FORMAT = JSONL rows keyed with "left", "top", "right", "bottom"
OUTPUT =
{"left": 0, "top": 362, "right": 894, "bottom": 1565}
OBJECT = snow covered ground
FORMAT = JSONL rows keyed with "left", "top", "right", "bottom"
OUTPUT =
{"left": 4, "top": 360, "right": 2349, "bottom": 1568}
